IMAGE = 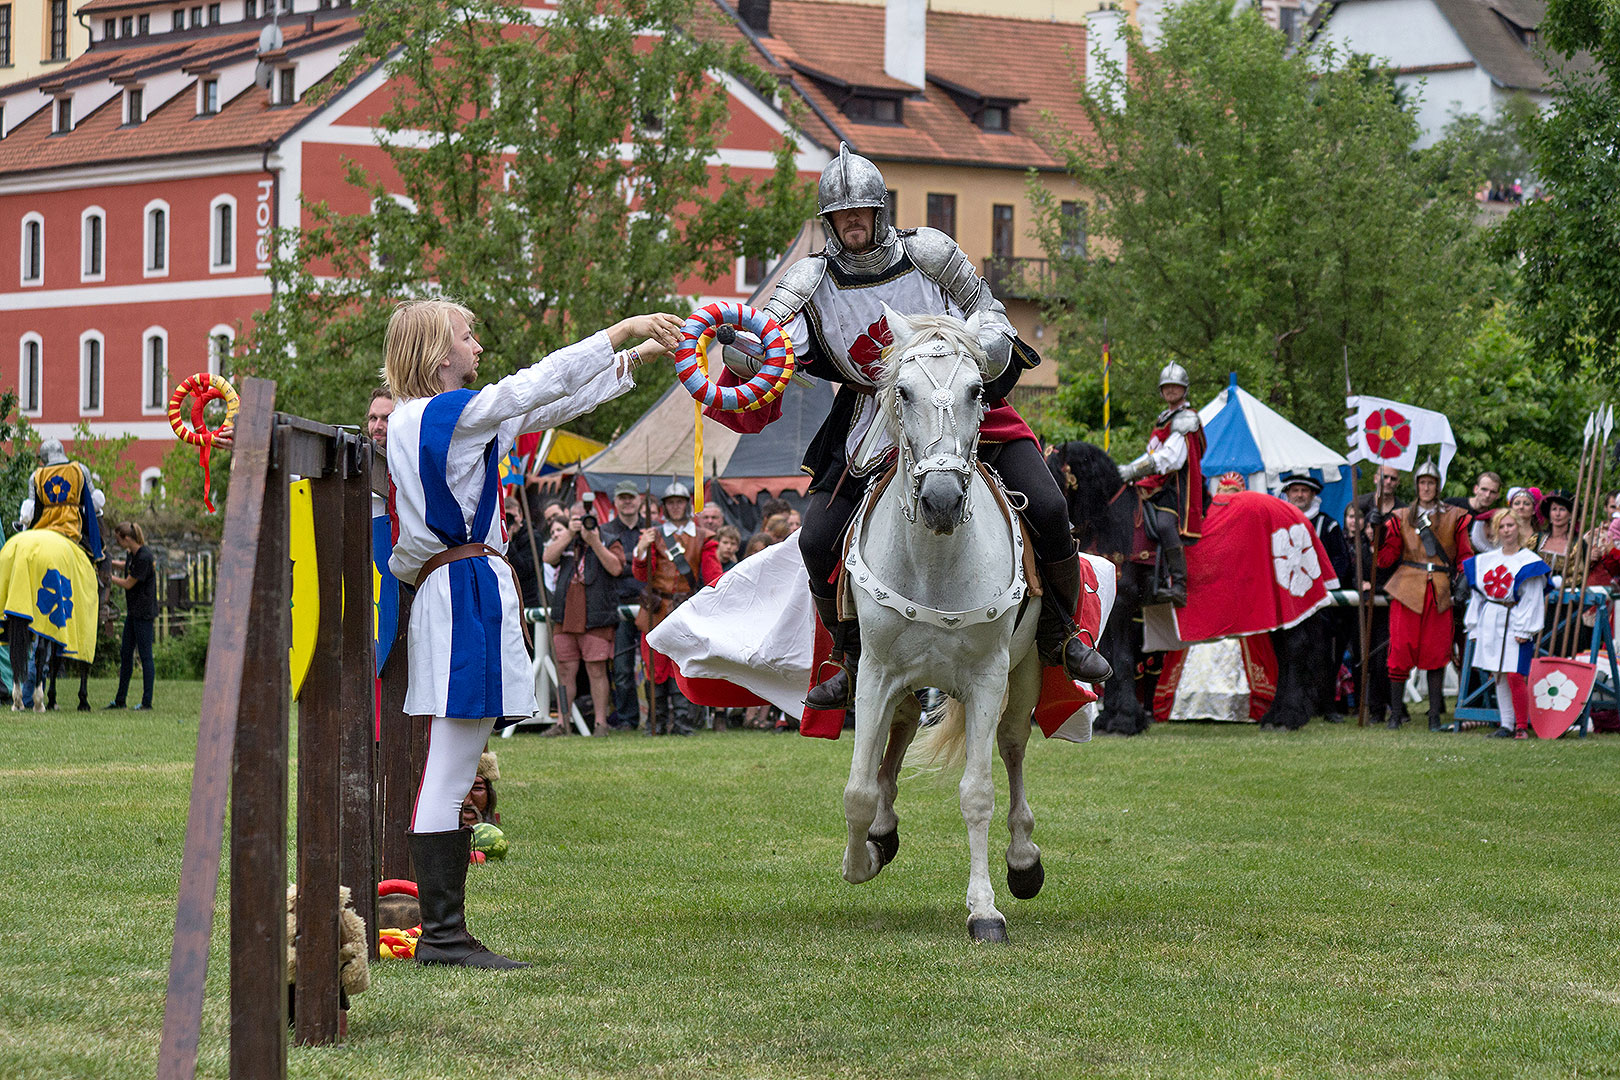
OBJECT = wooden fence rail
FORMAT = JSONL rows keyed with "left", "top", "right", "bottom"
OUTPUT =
{"left": 156, "top": 377, "right": 425, "bottom": 1080}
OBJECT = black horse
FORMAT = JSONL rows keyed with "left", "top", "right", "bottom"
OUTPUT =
{"left": 1049, "top": 440, "right": 1319, "bottom": 735}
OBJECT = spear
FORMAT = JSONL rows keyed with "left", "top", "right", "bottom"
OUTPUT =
{"left": 1562, "top": 404, "right": 1613, "bottom": 655}
{"left": 1542, "top": 409, "right": 1596, "bottom": 656}
{"left": 1345, "top": 346, "right": 1371, "bottom": 727}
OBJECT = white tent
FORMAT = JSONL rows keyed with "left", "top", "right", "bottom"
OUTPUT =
{"left": 1199, "top": 373, "right": 1351, "bottom": 520}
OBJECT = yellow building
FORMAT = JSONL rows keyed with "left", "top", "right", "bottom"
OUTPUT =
{"left": 0, "top": 1, "right": 91, "bottom": 89}
{"left": 716, "top": 0, "right": 1109, "bottom": 414}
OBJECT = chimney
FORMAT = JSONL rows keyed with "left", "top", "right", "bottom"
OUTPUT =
{"left": 737, "top": 0, "right": 771, "bottom": 36}
{"left": 884, "top": 0, "right": 926, "bottom": 90}
{"left": 1085, "top": 6, "right": 1127, "bottom": 108}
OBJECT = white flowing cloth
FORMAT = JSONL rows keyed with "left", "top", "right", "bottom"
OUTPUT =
{"left": 650, "top": 538, "right": 1117, "bottom": 733}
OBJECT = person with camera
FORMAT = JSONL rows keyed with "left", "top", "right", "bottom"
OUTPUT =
{"left": 599, "top": 481, "right": 649, "bottom": 729}
{"left": 632, "top": 481, "right": 721, "bottom": 735}
{"left": 543, "top": 495, "right": 625, "bottom": 736}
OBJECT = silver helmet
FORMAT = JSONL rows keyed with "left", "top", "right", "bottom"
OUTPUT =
{"left": 1414, "top": 458, "right": 1441, "bottom": 482}
{"left": 818, "top": 143, "right": 895, "bottom": 259}
{"left": 661, "top": 480, "right": 692, "bottom": 501}
{"left": 38, "top": 438, "right": 68, "bottom": 466}
{"left": 1158, "top": 362, "right": 1190, "bottom": 389}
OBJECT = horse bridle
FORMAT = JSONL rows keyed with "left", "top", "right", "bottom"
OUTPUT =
{"left": 890, "top": 339, "right": 984, "bottom": 526}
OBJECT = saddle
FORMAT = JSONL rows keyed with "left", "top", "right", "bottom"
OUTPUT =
{"left": 834, "top": 461, "right": 1042, "bottom": 625}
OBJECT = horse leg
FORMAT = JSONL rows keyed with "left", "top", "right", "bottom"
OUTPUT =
{"left": 6, "top": 616, "right": 30, "bottom": 711}
{"left": 999, "top": 651, "right": 1045, "bottom": 900}
{"left": 960, "top": 681, "right": 1009, "bottom": 942}
{"left": 868, "top": 695, "right": 921, "bottom": 871}
{"left": 77, "top": 658, "right": 90, "bottom": 712}
{"left": 843, "top": 671, "right": 906, "bottom": 885}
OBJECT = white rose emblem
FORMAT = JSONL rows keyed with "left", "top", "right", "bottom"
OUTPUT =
{"left": 1271, "top": 523, "right": 1321, "bottom": 598}
{"left": 1532, "top": 670, "right": 1579, "bottom": 713}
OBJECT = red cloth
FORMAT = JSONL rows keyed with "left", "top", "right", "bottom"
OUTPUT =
{"left": 1174, "top": 491, "right": 1337, "bottom": 643}
{"left": 704, "top": 366, "right": 781, "bottom": 434}
{"left": 1386, "top": 583, "right": 1453, "bottom": 677}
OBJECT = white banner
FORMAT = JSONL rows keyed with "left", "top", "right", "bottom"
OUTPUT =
{"left": 1344, "top": 395, "right": 1456, "bottom": 483}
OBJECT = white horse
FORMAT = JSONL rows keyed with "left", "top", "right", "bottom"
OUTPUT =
{"left": 839, "top": 304, "right": 1048, "bottom": 944}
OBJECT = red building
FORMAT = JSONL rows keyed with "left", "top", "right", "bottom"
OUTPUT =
{"left": 0, "top": 0, "right": 828, "bottom": 490}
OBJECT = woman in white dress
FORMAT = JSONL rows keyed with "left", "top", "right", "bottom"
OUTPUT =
{"left": 1462, "top": 510, "right": 1551, "bottom": 738}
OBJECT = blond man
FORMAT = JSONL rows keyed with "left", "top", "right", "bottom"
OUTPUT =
{"left": 385, "top": 298, "right": 680, "bottom": 968}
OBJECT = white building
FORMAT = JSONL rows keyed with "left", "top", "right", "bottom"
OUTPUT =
{"left": 1310, "top": 0, "right": 1585, "bottom": 146}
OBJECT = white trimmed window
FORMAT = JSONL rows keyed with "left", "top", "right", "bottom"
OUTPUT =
{"left": 369, "top": 194, "right": 416, "bottom": 271}
{"left": 18, "top": 333, "right": 42, "bottom": 416}
{"left": 53, "top": 96, "right": 72, "bottom": 133}
{"left": 20, "top": 212, "right": 42, "bottom": 286}
{"left": 140, "top": 467, "right": 163, "bottom": 497}
{"left": 124, "top": 87, "right": 144, "bottom": 126}
{"left": 198, "top": 77, "right": 218, "bottom": 115}
{"left": 207, "top": 325, "right": 234, "bottom": 377}
{"left": 144, "top": 199, "right": 169, "bottom": 277}
{"left": 275, "top": 66, "right": 296, "bottom": 106}
{"left": 80, "top": 330, "right": 104, "bottom": 416}
{"left": 209, "top": 194, "right": 236, "bottom": 272}
{"left": 142, "top": 327, "right": 168, "bottom": 414}
{"left": 81, "top": 206, "right": 105, "bottom": 282}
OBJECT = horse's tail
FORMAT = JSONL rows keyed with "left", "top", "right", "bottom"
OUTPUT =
{"left": 907, "top": 696, "right": 968, "bottom": 773}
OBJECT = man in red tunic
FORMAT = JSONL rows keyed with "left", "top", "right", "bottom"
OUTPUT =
{"left": 1118, "top": 363, "right": 1206, "bottom": 606}
{"left": 632, "top": 481, "right": 722, "bottom": 735}
{"left": 1375, "top": 459, "right": 1471, "bottom": 729}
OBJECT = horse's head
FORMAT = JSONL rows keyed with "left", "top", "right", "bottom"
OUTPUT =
{"left": 877, "top": 303, "right": 1000, "bottom": 535}
{"left": 1053, "top": 439, "right": 1132, "bottom": 556}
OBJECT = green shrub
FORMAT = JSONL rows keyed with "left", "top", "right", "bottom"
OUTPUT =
{"left": 151, "top": 614, "right": 210, "bottom": 680}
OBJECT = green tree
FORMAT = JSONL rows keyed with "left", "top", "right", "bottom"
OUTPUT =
{"left": 0, "top": 394, "right": 37, "bottom": 540}
{"left": 1030, "top": 0, "right": 1495, "bottom": 451}
{"left": 1491, "top": 0, "right": 1620, "bottom": 376}
{"left": 241, "top": 0, "right": 813, "bottom": 439}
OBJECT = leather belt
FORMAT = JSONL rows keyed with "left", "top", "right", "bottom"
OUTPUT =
{"left": 1401, "top": 560, "right": 1449, "bottom": 573}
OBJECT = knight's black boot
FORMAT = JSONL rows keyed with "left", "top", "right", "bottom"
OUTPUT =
{"left": 1160, "top": 546, "right": 1189, "bottom": 608}
{"left": 665, "top": 681, "right": 694, "bottom": 736}
{"left": 1426, "top": 668, "right": 1447, "bottom": 731}
{"left": 1386, "top": 678, "right": 1411, "bottom": 729}
{"left": 805, "top": 594, "right": 858, "bottom": 711}
{"left": 409, "top": 828, "right": 529, "bottom": 969}
{"left": 1037, "top": 555, "right": 1113, "bottom": 683}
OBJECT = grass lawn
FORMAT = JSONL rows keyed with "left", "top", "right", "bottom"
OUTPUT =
{"left": 3, "top": 679, "right": 1620, "bottom": 1079}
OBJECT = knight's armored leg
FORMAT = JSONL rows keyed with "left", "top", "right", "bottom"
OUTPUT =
{"left": 806, "top": 593, "right": 858, "bottom": 710}
{"left": 1036, "top": 551, "right": 1113, "bottom": 683}
{"left": 1426, "top": 668, "right": 1447, "bottom": 731}
{"left": 1156, "top": 518, "right": 1189, "bottom": 608}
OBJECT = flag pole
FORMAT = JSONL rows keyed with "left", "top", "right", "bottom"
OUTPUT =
{"left": 1101, "top": 318, "right": 1111, "bottom": 453}
{"left": 1543, "top": 409, "right": 1596, "bottom": 657}
{"left": 1346, "top": 346, "right": 1370, "bottom": 727}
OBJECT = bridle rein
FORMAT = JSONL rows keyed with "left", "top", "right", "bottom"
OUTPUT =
{"left": 886, "top": 336, "right": 985, "bottom": 527}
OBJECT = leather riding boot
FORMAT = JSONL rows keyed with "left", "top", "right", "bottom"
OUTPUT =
{"left": 1036, "top": 556, "right": 1114, "bottom": 683}
{"left": 409, "top": 828, "right": 528, "bottom": 969}
{"left": 1160, "top": 546, "right": 1189, "bottom": 608}
{"left": 1386, "top": 678, "right": 1410, "bottom": 729}
{"left": 805, "top": 594, "right": 858, "bottom": 711}
{"left": 1426, "top": 668, "right": 1447, "bottom": 731}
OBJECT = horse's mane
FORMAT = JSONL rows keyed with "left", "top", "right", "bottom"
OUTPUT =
{"left": 876, "top": 315, "right": 989, "bottom": 432}
{"left": 1051, "top": 440, "right": 1131, "bottom": 556}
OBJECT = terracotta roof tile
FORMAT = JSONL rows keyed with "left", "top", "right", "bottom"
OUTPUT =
{"left": 709, "top": 0, "right": 1093, "bottom": 169}
{"left": 0, "top": 21, "right": 359, "bottom": 176}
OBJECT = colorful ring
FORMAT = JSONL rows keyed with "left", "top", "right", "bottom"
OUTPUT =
{"left": 673, "top": 302, "right": 795, "bottom": 412}
{"left": 167, "top": 372, "right": 240, "bottom": 447}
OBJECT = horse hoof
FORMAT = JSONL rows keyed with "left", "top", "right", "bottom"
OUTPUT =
{"left": 868, "top": 829, "right": 899, "bottom": 868}
{"left": 1007, "top": 858, "right": 1045, "bottom": 900}
{"left": 968, "top": 917, "right": 1009, "bottom": 944}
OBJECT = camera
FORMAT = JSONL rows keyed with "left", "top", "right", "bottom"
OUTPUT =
{"left": 580, "top": 491, "right": 597, "bottom": 532}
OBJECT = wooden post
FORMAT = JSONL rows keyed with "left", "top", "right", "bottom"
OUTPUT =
{"left": 339, "top": 434, "right": 379, "bottom": 954}
{"left": 378, "top": 589, "right": 417, "bottom": 883}
{"left": 158, "top": 379, "right": 279, "bottom": 1080}
{"left": 230, "top": 421, "right": 292, "bottom": 1080}
{"left": 294, "top": 465, "right": 344, "bottom": 1046}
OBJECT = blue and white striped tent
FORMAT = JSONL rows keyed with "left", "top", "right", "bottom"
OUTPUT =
{"left": 1198, "top": 373, "right": 1352, "bottom": 525}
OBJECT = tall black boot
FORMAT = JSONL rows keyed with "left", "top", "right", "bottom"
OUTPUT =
{"left": 1037, "top": 555, "right": 1113, "bottom": 683}
{"left": 1159, "top": 546, "right": 1189, "bottom": 608}
{"left": 805, "top": 594, "right": 858, "bottom": 711}
{"left": 1426, "top": 668, "right": 1447, "bottom": 731}
{"left": 408, "top": 828, "right": 528, "bottom": 969}
{"left": 663, "top": 679, "right": 693, "bottom": 736}
{"left": 1386, "top": 678, "right": 1410, "bottom": 729}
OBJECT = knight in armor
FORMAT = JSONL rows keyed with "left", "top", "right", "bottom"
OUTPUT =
{"left": 631, "top": 480, "right": 722, "bottom": 734}
{"left": 18, "top": 438, "right": 104, "bottom": 557}
{"left": 719, "top": 144, "right": 1111, "bottom": 710}
{"left": 1117, "top": 365, "right": 1205, "bottom": 607}
{"left": 1374, "top": 459, "right": 1472, "bottom": 730}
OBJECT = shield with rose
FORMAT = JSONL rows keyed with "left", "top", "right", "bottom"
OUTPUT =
{"left": 1525, "top": 656, "right": 1598, "bottom": 739}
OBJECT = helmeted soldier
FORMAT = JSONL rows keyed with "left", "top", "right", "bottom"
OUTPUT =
{"left": 1374, "top": 458, "right": 1471, "bottom": 730}
{"left": 18, "top": 437, "right": 104, "bottom": 560}
{"left": 632, "top": 479, "right": 722, "bottom": 734}
{"left": 1118, "top": 363, "right": 1205, "bottom": 607}
{"left": 716, "top": 143, "right": 1111, "bottom": 709}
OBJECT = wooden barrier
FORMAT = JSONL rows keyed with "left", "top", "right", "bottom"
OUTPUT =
{"left": 157, "top": 378, "right": 426, "bottom": 1080}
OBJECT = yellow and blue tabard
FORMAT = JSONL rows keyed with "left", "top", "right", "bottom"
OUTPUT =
{"left": 31, "top": 463, "right": 92, "bottom": 543}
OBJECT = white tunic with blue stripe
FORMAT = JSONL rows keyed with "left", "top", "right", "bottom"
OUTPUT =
{"left": 1462, "top": 547, "right": 1550, "bottom": 676}
{"left": 387, "top": 331, "right": 633, "bottom": 719}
